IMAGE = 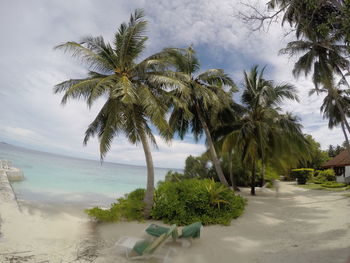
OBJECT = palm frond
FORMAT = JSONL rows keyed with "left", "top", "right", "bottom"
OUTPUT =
{"left": 114, "top": 9, "right": 148, "bottom": 69}
{"left": 54, "top": 41, "right": 114, "bottom": 73}
{"left": 55, "top": 77, "right": 103, "bottom": 105}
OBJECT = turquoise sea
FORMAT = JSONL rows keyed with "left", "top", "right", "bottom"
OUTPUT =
{"left": 0, "top": 142, "right": 172, "bottom": 206}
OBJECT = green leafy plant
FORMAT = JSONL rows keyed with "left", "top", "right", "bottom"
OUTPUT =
{"left": 164, "top": 170, "right": 186, "bottom": 182}
{"left": 291, "top": 168, "right": 314, "bottom": 185}
{"left": 85, "top": 189, "right": 145, "bottom": 222}
{"left": 311, "top": 169, "right": 336, "bottom": 184}
{"left": 204, "top": 178, "right": 230, "bottom": 209}
{"left": 152, "top": 179, "right": 245, "bottom": 226}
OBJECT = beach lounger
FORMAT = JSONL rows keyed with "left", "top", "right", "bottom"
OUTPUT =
{"left": 145, "top": 222, "right": 203, "bottom": 248}
{"left": 145, "top": 223, "right": 178, "bottom": 240}
{"left": 115, "top": 224, "right": 177, "bottom": 262}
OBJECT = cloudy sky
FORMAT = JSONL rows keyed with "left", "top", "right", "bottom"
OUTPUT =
{"left": 0, "top": 0, "right": 344, "bottom": 168}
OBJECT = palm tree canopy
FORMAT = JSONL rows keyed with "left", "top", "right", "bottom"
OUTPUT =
{"left": 241, "top": 65, "right": 299, "bottom": 109}
{"left": 310, "top": 87, "right": 350, "bottom": 128}
{"left": 222, "top": 66, "right": 307, "bottom": 166}
{"left": 267, "top": 0, "right": 343, "bottom": 39}
{"left": 280, "top": 34, "right": 349, "bottom": 90}
{"left": 156, "top": 47, "right": 237, "bottom": 141}
{"left": 54, "top": 9, "right": 177, "bottom": 159}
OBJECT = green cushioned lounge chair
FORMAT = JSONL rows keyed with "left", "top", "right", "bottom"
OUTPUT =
{"left": 145, "top": 222, "right": 203, "bottom": 247}
{"left": 115, "top": 224, "right": 177, "bottom": 262}
{"left": 180, "top": 222, "right": 202, "bottom": 239}
{"left": 145, "top": 223, "right": 178, "bottom": 240}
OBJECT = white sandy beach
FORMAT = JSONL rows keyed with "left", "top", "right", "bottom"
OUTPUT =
{"left": 1, "top": 182, "right": 350, "bottom": 263}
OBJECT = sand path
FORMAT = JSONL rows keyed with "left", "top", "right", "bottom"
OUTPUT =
{"left": 95, "top": 182, "right": 350, "bottom": 263}
{"left": 173, "top": 182, "right": 350, "bottom": 263}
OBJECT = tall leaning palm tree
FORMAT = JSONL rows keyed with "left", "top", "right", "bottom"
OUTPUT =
{"left": 280, "top": 33, "right": 350, "bottom": 150}
{"left": 54, "top": 10, "right": 176, "bottom": 218}
{"left": 310, "top": 87, "right": 350, "bottom": 153}
{"left": 223, "top": 66, "right": 303, "bottom": 195}
{"left": 159, "top": 47, "right": 236, "bottom": 186}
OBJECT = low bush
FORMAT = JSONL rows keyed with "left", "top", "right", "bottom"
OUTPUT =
{"left": 164, "top": 170, "right": 187, "bottom": 182}
{"left": 265, "top": 166, "right": 280, "bottom": 184}
{"left": 85, "top": 188, "right": 145, "bottom": 222}
{"left": 312, "top": 169, "right": 336, "bottom": 184}
{"left": 86, "top": 180, "right": 246, "bottom": 225}
{"left": 291, "top": 168, "right": 314, "bottom": 185}
{"left": 321, "top": 181, "right": 347, "bottom": 188}
{"left": 265, "top": 181, "right": 273, "bottom": 188}
{"left": 152, "top": 179, "right": 245, "bottom": 226}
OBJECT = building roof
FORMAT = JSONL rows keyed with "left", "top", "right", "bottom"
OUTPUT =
{"left": 322, "top": 150, "right": 350, "bottom": 168}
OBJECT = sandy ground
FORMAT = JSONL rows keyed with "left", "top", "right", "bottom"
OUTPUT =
{"left": 0, "top": 202, "right": 94, "bottom": 262}
{"left": 1, "top": 182, "right": 350, "bottom": 263}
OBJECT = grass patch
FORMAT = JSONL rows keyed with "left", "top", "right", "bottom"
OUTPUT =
{"left": 299, "top": 183, "right": 350, "bottom": 192}
{"left": 299, "top": 184, "right": 324, "bottom": 190}
{"left": 342, "top": 193, "right": 350, "bottom": 197}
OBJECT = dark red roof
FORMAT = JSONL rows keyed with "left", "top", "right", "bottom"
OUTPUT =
{"left": 322, "top": 150, "right": 350, "bottom": 168}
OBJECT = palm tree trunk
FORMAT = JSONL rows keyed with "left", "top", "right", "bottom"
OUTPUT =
{"left": 228, "top": 151, "right": 239, "bottom": 191}
{"left": 261, "top": 162, "right": 266, "bottom": 186}
{"left": 195, "top": 103, "right": 229, "bottom": 186}
{"left": 341, "top": 121, "right": 350, "bottom": 155}
{"left": 335, "top": 100, "right": 350, "bottom": 134}
{"left": 229, "top": 152, "right": 240, "bottom": 191}
{"left": 251, "top": 160, "right": 256, "bottom": 195}
{"left": 139, "top": 129, "right": 154, "bottom": 219}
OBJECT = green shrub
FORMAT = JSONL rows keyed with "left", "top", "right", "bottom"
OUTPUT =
{"left": 265, "top": 181, "right": 273, "bottom": 188}
{"left": 291, "top": 168, "right": 314, "bottom": 185}
{"left": 310, "top": 169, "right": 336, "bottom": 184}
{"left": 316, "top": 169, "right": 336, "bottom": 181}
{"left": 183, "top": 155, "right": 214, "bottom": 179}
{"left": 85, "top": 189, "right": 145, "bottom": 222}
{"left": 85, "top": 206, "right": 120, "bottom": 222}
{"left": 165, "top": 170, "right": 186, "bottom": 182}
{"left": 152, "top": 179, "right": 245, "bottom": 226}
{"left": 321, "top": 181, "right": 347, "bottom": 188}
{"left": 265, "top": 166, "right": 280, "bottom": 183}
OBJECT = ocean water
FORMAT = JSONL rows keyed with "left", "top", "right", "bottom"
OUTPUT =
{"left": 0, "top": 143, "right": 173, "bottom": 206}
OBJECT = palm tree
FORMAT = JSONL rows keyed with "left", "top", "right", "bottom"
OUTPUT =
{"left": 158, "top": 47, "right": 236, "bottom": 186}
{"left": 222, "top": 66, "right": 303, "bottom": 195}
{"left": 266, "top": 112, "right": 311, "bottom": 172}
{"left": 54, "top": 9, "right": 176, "bottom": 218}
{"left": 267, "top": 0, "right": 342, "bottom": 39}
{"left": 280, "top": 33, "right": 350, "bottom": 121}
{"left": 210, "top": 103, "right": 247, "bottom": 190}
{"left": 310, "top": 87, "right": 350, "bottom": 153}
{"left": 280, "top": 33, "right": 350, "bottom": 152}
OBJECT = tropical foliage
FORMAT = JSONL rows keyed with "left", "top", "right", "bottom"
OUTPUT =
{"left": 85, "top": 180, "right": 246, "bottom": 226}
{"left": 311, "top": 169, "right": 336, "bottom": 184}
{"left": 152, "top": 179, "right": 245, "bottom": 225}
{"left": 264, "top": 0, "right": 350, "bottom": 156}
{"left": 309, "top": 87, "right": 350, "bottom": 152}
{"left": 85, "top": 189, "right": 145, "bottom": 222}
{"left": 221, "top": 66, "right": 308, "bottom": 194}
{"left": 297, "top": 135, "right": 330, "bottom": 169}
{"left": 157, "top": 47, "right": 237, "bottom": 186}
{"left": 291, "top": 168, "right": 314, "bottom": 185}
{"left": 327, "top": 144, "right": 345, "bottom": 158}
